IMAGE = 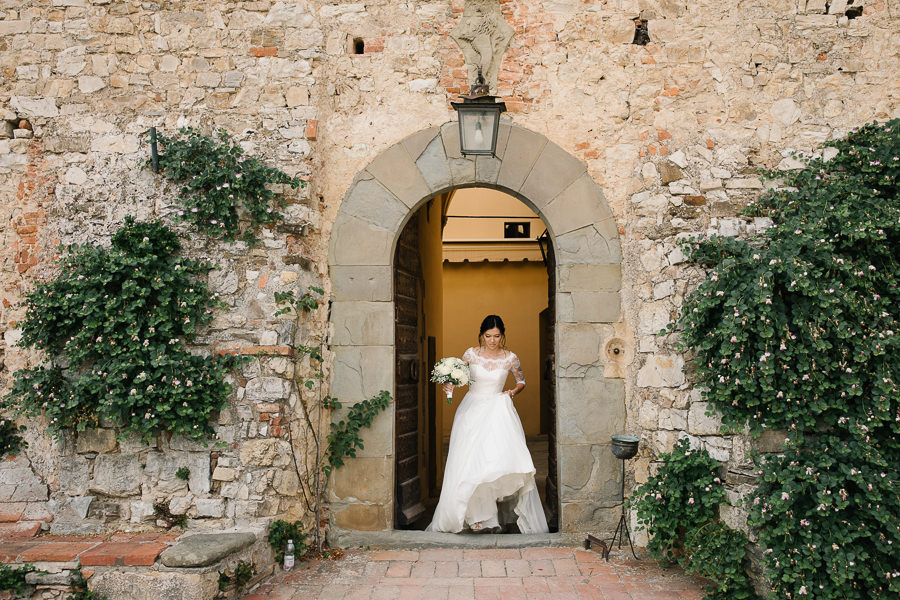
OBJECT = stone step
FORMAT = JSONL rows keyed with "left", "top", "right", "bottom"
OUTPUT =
{"left": 0, "top": 529, "right": 271, "bottom": 600}
{"left": 327, "top": 527, "right": 588, "bottom": 550}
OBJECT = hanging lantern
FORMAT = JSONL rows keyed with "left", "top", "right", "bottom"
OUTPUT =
{"left": 451, "top": 67, "right": 507, "bottom": 156}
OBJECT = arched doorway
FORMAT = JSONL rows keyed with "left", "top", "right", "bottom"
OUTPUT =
{"left": 392, "top": 189, "right": 558, "bottom": 532}
{"left": 327, "top": 123, "right": 624, "bottom": 535}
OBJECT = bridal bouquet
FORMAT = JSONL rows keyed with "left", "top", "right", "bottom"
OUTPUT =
{"left": 430, "top": 357, "right": 470, "bottom": 403}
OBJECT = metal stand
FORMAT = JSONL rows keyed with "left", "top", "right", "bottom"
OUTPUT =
{"left": 608, "top": 458, "right": 638, "bottom": 560}
{"left": 584, "top": 458, "right": 638, "bottom": 561}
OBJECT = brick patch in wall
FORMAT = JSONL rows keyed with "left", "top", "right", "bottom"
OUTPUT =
{"left": 79, "top": 541, "right": 168, "bottom": 566}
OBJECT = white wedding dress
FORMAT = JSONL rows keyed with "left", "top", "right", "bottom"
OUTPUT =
{"left": 426, "top": 348, "right": 549, "bottom": 534}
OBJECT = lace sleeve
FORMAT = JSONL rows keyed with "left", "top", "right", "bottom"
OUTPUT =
{"left": 462, "top": 347, "right": 477, "bottom": 364}
{"left": 510, "top": 353, "right": 525, "bottom": 386}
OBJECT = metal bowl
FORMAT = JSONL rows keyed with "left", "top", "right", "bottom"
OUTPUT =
{"left": 610, "top": 434, "right": 639, "bottom": 460}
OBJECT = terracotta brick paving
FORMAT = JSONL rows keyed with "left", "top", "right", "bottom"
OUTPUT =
{"left": 0, "top": 531, "right": 173, "bottom": 565}
{"left": 241, "top": 547, "right": 709, "bottom": 600}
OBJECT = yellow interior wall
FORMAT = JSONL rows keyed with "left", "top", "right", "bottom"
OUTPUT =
{"left": 441, "top": 261, "right": 548, "bottom": 437}
{"left": 443, "top": 188, "right": 546, "bottom": 241}
{"left": 418, "top": 200, "right": 445, "bottom": 486}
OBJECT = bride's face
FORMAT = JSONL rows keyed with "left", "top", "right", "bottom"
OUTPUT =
{"left": 481, "top": 327, "right": 503, "bottom": 351}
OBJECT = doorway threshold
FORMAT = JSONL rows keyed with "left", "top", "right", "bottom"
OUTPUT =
{"left": 327, "top": 528, "right": 584, "bottom": 550}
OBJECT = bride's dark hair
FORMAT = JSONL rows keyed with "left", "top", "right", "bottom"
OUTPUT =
{"left": 478, "top": 314, "right": 506, "bottom": 348}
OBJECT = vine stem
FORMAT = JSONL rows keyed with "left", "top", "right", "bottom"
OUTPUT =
{"left": 284, "top": 342, "right": 328, "bottom": 555}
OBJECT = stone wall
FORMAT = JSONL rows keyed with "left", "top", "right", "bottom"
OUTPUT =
{"left": 0, "top": 0, "right": 898, "bottom": 538}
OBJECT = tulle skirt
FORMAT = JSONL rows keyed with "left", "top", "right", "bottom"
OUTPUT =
{"left": 426, "top": 389, "right": 549, "bottom": 534}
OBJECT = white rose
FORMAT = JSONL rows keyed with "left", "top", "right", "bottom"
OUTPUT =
{"left": 436, "top": 362, "right": 452, "bottom": 376}
{"left": 456, "top": 372, "right": 469, "bottom": 385}
{"left": 450, "top": 368, "right": 466, "bottom": 383}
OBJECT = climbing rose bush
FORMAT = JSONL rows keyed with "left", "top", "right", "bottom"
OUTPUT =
{"left": 2, "top": 218, "right": 241, "bottom": 442}
{"left": 632, "top": 438, "right": 726, "bottom": 563}
{"left": 671, "top": 119, "right": 900, "bottom": 599}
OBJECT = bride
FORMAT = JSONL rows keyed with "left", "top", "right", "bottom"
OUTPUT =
{"left": 426, "top": 315, "right": 549, "bottom": 534}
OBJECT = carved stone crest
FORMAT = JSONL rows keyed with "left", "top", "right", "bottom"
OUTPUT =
{"left": 450, "top": 0, "right": 515, "bottom": 94}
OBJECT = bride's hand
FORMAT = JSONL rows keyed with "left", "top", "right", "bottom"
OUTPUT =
{"left": 443, "top": 383, "right": 454, "bottom": 396}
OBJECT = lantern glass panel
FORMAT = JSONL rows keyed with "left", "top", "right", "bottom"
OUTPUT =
{"left": 458, "top": 106, "right": 499, "bottom": 155}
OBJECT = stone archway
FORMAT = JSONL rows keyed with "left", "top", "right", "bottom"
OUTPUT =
{"left": 327, "top": 122, "right": 624, "bottom": 534}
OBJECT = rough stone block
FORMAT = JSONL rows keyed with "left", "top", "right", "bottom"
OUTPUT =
{"left": 212, "top": 466, "right": 237, "bottom": 482}
{"left": 340, "top": 177, "right": 409, "bottom": 231}
{"left": 521, "top": 142, "right": 588, "bottom": 211}
{"left": 636, "top": 301, "right": 671, "bottom": 336}
{"left": 332, "top": 503, "right": 389, "bottom": 530}
{"left": 91, "top": 134, "right": 140, "bottom": 153}
{"left": 330, "top": 457, "right": 391, "bottom": 503}
{"left": 556, "top": 378, "right": 625, "bottom": 444}
{"left": 245, "top": 376, "right": 291, "bottom": 401}
{"left": 556, "top": 323, "right": 612, "bottom": 372}
{"left": 188, "top": 453, "right": 211, "bottom": 495}
{"left": 75, "top": 429, "right": 117, "bottom": 454}
{"left": 558, "top": 292, "right": 622, "bottom": 323}
{"left": 687, "top": 402, "right": 724, "bottom": 435}
{"left": 329, "top": 213, "right": 393, "bottom": 266}
{"left": 159, "top": 532, "right": 256, "bottom": 567}
{"left": 91, "top": 568, "right": 220, "bottom": 600}
{"left": 330, "top": 345, "right": 394, "bottom": 404}
{"left": 330, "top": 301, "right": 394, "bottom": 346}
{"left": 169, "top": 496, "right": 192, "bottom": 515}
{"left": 10, "top": 96, "right": 59, "bottom": 118}
{"left": 56, "top": 456, "right": 90, "bottom": 496}
{"left": 329, "top": 266, "right": 392, "bottom": 301}
{"left": 366, "top": 143, "right": 431, "bottom": 208}
{"left": 439, "top": 121, "right": 464, "bottom": 161}
{"left": 558, "top": 264, "right": 621, "bottom": 293}
{"left": 195, "top": 498, "right": 224, "bottom": 518}
{"left": 497, "top": 126, "right": 548, "bottom": 192}
{"left": 543, "top": 174, "right": 611, "bottom": 237}
{"left": 273, "top": 468, "right": 299, "bottom": 496}
{"left": 559, "top": 502, "right": 619, "bottom": 534}
{"left": 447, "top": 156, "right": 476, "bottom": 187}
{"left": 11, "top": 483, "right": 49, "bottom": 502}
{"left": 415, "top": 135, "right": 452, "bottom": 192}
{"left": 556, "top": 223, "right": 621, "bottom": 266}
{"left": 209, "top": 269, "right": 239, "bottom": 295}
{"left": 559, "top": 444, "right": 621, "bottom": 503}
{"left": 22, "top": 502, "right": 52, "bottom": 522}
{"left": 401, "top": 126, "right": 440, "bottom": 162}
{"left": 238, "top": 439, "right": 292, "bottom": 468}
{"left": 475, "top": 154, "right": 502, "bottom": 185}
{"left": 636, "top": 354, "right": 685, "bottom": 388}
{"left": 130, "top": 501, "right": 155, "bottom": 523}
{"left": 90, "top": 454, "right": 142, "bottom": 497}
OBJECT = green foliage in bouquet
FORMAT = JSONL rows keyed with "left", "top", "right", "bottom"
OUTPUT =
{"left": 2, "top": 218, "right": 242, "bottom": 443}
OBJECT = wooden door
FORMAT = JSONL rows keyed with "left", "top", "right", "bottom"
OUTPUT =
{"left": 394, "top": 219, "right": 426, "bottom": 528}
{"left": 540, "top": 238, "right": 559, "bottom": 532}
